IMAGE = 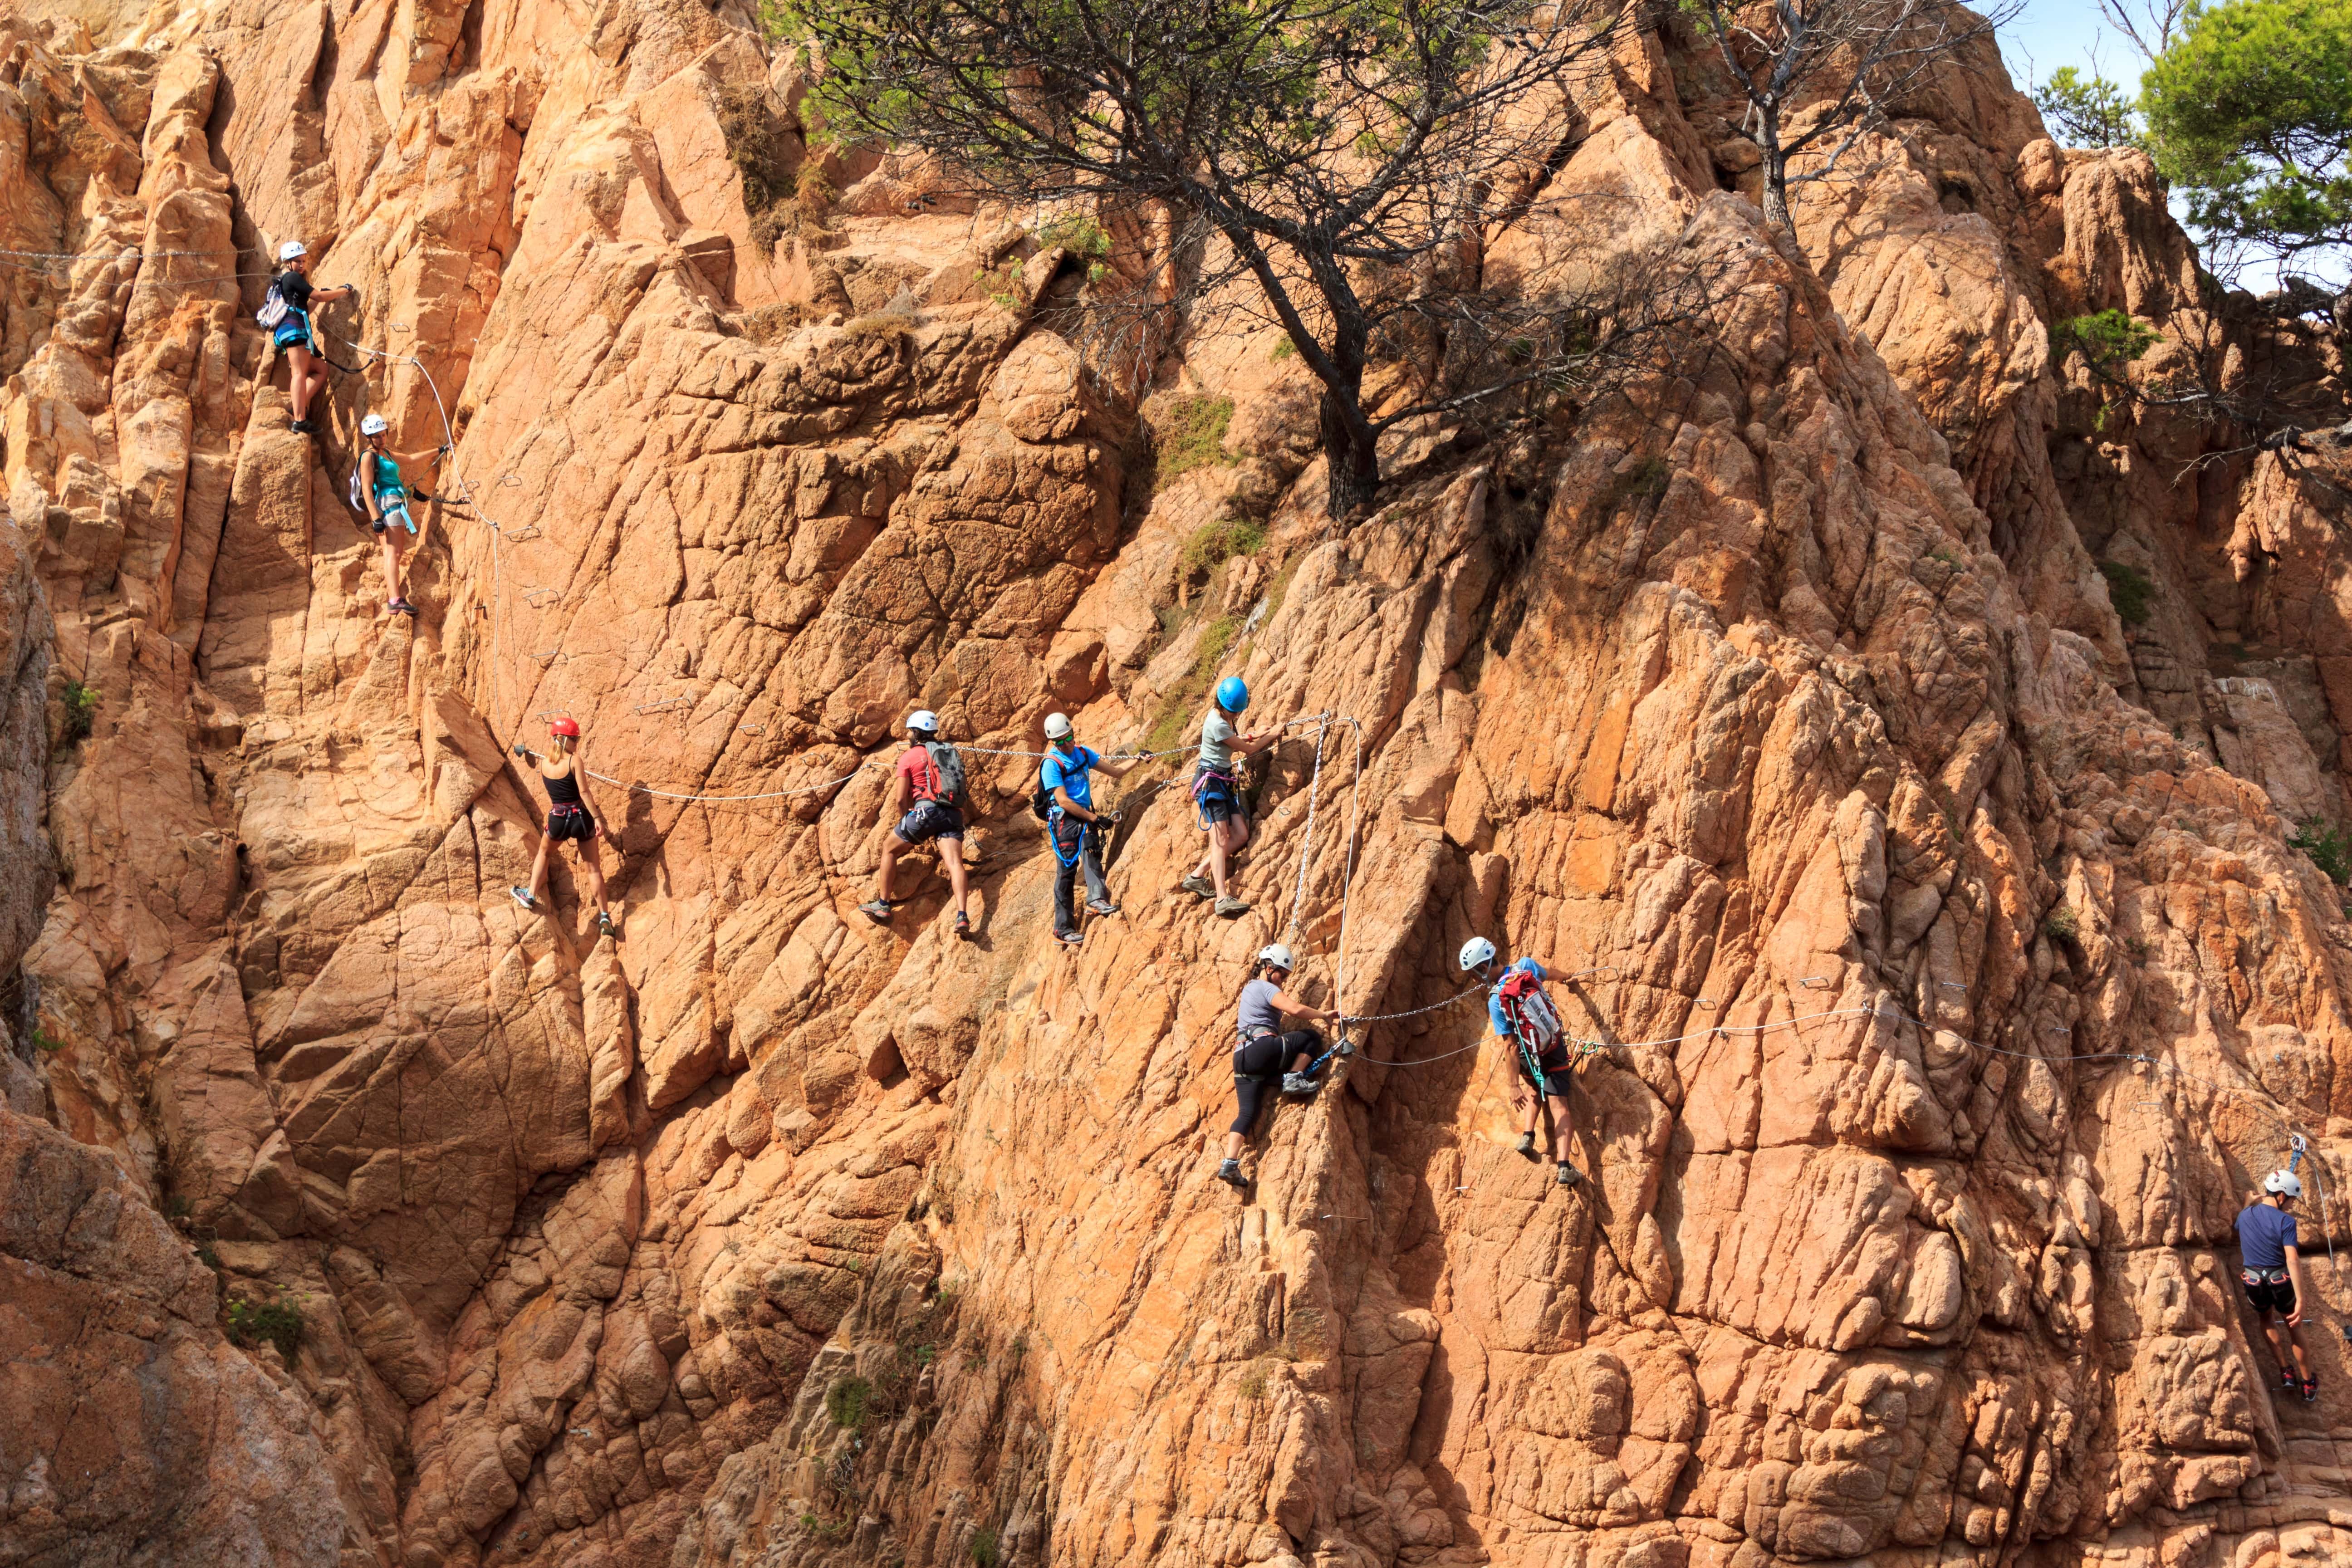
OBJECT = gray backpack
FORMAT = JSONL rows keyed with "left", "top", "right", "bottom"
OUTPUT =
{"left": 923, "top": 740, "right": 969, "bottom": 810}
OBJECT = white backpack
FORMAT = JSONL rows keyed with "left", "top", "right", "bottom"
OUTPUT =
{"left": 255, "top": 279, "right": 289, "bottom": 329}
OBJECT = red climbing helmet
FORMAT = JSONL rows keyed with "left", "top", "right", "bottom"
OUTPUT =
{"left": 549, "top": 716, "right": 580, "bottom": 737}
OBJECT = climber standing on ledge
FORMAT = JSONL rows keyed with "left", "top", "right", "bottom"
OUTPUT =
{"left": 1461, "top": 936, "right": 1589, "bottom": 1188}
{"left": 356, "top": 413, "right": 425, "bottom": 616}
{"left": 2239, "top": 1171, "right": 2321, "bottom": 1404}
{"left": 1179, "top": 676, "right": 1275, "bottom": 919}
{"left": 264, "top": 241, "right": 353, "bottom": 435}
{"left": 1040, "top": 711, "right": 1136, "bottom": 947}
{"left": 862, "top": 710, "right": 974, "bottom": 939}
{"left": 1216, "top": 943, "right": 1338, "bottom": 1189}
{"left": 509, "top": 717, "right": 620, "bottom": 940}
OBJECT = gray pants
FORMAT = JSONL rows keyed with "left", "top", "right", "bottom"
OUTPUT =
{"left": 1051, "top": 818, "right": 1108, "bottom": 936}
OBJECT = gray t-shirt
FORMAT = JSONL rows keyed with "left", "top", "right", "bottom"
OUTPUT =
{"left": 1237, "top": 977, "right": 1283, "bottom": 1039}
{"left": 1199, "top": 714, "right": 1238, "bottom": 771}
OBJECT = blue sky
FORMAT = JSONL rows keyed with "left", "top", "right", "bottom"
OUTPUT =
{"left": 1999, "top": 1, "right": 2148, "bottom": 96}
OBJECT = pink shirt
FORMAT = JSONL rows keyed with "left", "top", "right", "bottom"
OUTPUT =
{"left": 897, "top": 746, "right": 941, "bottom": 804}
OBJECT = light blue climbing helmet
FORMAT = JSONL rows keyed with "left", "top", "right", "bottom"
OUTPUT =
{"left": 1215, "top": 676, "right": 1249, "bottom": 714}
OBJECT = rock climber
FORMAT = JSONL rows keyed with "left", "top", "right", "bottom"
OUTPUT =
{"left": 269, "top": 241, "right": 353, "bottom": 435}
{"left": 508, "top": 717, "right": 620, "bottom": 939}
{"left": 861, "top": 710, "right": 973, "bottom": 939}
{"left": 1178, "top": 676, "right": 1276, "bottom": 919}
{"left": 2238, "top": 1171, "right": 2321, "bottom": 1404}
{"left": 356, "top": 414, "right": 423, "bottom": 616}
{"left": 1460, "top": 936, "right": 1588, "bottom": 1187}
{"left": 1040, "top": 712, "right": 1137, "bottom": 947}
{"left": 1217, "top": 943, "right": 1339, "bottom": 1189}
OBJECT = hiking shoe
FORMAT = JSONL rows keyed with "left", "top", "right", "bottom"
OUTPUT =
{"left": 289, "top": 418, "right": 312, "bottom": 434}
{"left": 597, "top": 911, "right": 618, "bottom": 940}
{"left": 1056, "top": 930, "right": 1083, "bottom": 946}
{"left": 1180, "top": 873, "right": 1214, "bottom": 900}
{"left": 2304, "top": 1376, "right": 2320, "bottom": 1405}
{"left": 1282, "top": 1072, "right": 1318, "bottom": 1097}
{"left": 392, "top": 598, "right": 417, "bottom": 617}
{"left": 1556, "top": 1161, "right": 1584, "bottom": 1188}
{"left": 2284, "top": 1367, "right": 2302, "bottom": 1392}
{"left": 1085, "top": 899, "right": 1121, "bottom": 917}
{"left": 954, "top": 911, "right": 972, "bottom": 940}
{"left": 857, "top": 899, "right": 893, "bottom": 922}
{"left": 509, "top": 886, "right": 537, "bottom": 912}
{"left": 1514, "top": 1131, "right": 1538, "bottom": 1157}
{"left": 1214, "top": 895, "right": 1250, "bottom": 918}
{"left": 1215, "top": 1158, "right": 1247, "bottom": 1189}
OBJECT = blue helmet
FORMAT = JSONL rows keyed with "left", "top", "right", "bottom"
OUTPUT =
{"left": 1215, "top": 676, "right": 1249, "bottom": 714}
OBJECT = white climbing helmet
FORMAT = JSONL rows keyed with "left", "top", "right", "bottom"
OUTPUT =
{"left": 359, "top": 413, "right": 389, "bottom": 436}
{"left": 906, "top": 710, "right": 938, "bottom": 735}
{"left": 2266, "top": 1170, "right": 2305, "bottom": 1198}
{"left": 1459, "top": 936, "right": 1498, "bottom": 973}
{"left": 277, "top": 240, "right": 307, "bottom": 262}
{"left": 1043, "top": 712, "right": 1073, "bottom": 740}
{"left": 1258, "top": 943, "right": 1294, "bottom": 972}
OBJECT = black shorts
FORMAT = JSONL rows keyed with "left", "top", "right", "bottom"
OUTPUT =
{"left": 2244, "top": 1268, "right": 2296, "bottom": 1314}
{"left": 547, "top": 804, "right": 596, "bottom": 843}
{"left": 1519, "top": 1051, "right": 1575, "bottom": 1099}
{"left": 896, "top": 799, "right": 964, "bottom": 844}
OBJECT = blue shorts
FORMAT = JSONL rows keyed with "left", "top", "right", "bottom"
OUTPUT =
{"left": 372, "top": 498, "right": 415, "bottom": 535}
{"left": 895, "top": 799, "right": 964, "bottom": 844}
{"left": 273, "top": 319, "right": 312, "bottom": 350}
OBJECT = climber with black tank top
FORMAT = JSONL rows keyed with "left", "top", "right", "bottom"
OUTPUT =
{"left": 268, "top": 241, "right": 354, "bottom": 435}
{"left": 509, "top": 716, "right": 620, "bottom": 939}
{"left": 1215, "top": 943, "right": 1337, "bottom": 1189}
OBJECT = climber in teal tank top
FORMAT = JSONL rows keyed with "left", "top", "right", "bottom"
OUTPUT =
{"left": 358, "top": 413, "right": 420, "bottom": 617}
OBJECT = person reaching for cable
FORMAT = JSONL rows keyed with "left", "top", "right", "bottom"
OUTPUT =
{"left": 1180, "top": 676, "right": 1277, "bottom": 919}
{"left": 263, "top": 241, "right": 353, "bottom": 435}
{"left": 509, "top": 717, "right": 620, "bottom": 939}
{"left": 1460, "top": 936, "right": 1590, "bottom": 1188}
{"left": 2239, "top": 1171, "right": 2322, "bottom": 1404}
{"left": 1215, "top": 943, "right": 1337, "bottom": 1189}
{"left": 1040, "top": 711, "right": 1138, "bottom": 947}
{"left": 355, "top": 413, "right": 425, "bottom": 615}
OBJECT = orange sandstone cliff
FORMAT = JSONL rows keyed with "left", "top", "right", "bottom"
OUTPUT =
{"left": 3, "top": 4, "right": 2352, "bottom": 1567}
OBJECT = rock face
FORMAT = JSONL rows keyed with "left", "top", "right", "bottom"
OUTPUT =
{"left": 2, "top": 4, "right": 2351, "bottom": 1568}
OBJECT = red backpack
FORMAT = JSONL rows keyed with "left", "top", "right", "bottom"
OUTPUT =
{"left": 1496, "top": 966, "right": 1564, "bottom": 1055}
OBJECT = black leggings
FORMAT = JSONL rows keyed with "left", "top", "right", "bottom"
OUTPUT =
{"left": 1230, "top": 1029, "right": 1321, "bottom": 1134}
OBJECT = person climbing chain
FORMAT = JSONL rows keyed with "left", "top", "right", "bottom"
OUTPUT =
{"left": 1216, "top": 942, "right": 1339, "bottom": 1189}
{"left": 1040, "top": 712, "right": 1137, "bottom": 948}
{"left": 862, "top": 711, "right": 974, "bottom": 939}
{"left": 509, "top": 717, "right": 620, "bottom": 939}
{"left": 1460, "top": 936, "right": 1592, "bottom": 1188}
{"left": 262, "top": 241, "right": 353, "bottom": 435}
{"left": 1180, "top": 676, "right": 1277, "bottom": 919}
{"left": 2239, "top": 1170, "right": 2323, "bottom": 1404}
{"left": 354, "top": 413, "right": 429, "bottom": 616}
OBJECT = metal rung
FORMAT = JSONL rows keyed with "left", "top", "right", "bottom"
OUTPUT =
{"left": 520, "top": 586, "right": 560, "bottom": 607}
{"left": 634, "top": 696, "right": 692, "bottom": 715}
{"left": 502, "top": 524, "right": 541, "bottom": 542}
{"left": 529, "top": 650, "right": 562, "bottom": 663}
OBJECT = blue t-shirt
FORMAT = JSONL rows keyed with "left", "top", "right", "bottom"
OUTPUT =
{"left": 2238, "top": 1201, "right": 2298, "bottom": 1268}
{"left": 1040, "top": 745, "right": 1101, "bottom": 813}
{"left": 1487, "top": 957, "right": 1546, "bottom": 1036}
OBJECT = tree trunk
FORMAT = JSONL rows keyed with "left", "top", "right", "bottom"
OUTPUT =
{"left": 1763, "top": 146, "right": 1794, "bottom": 240}
{"left": 1319, "top": 389, "right": 1382, "bottom": 519}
